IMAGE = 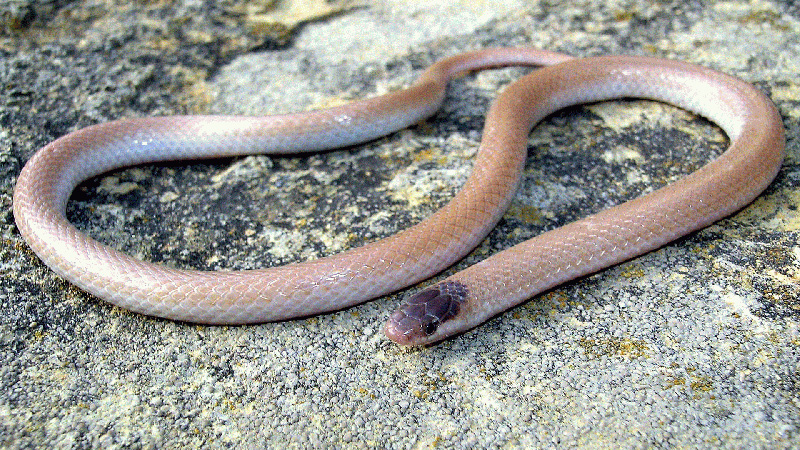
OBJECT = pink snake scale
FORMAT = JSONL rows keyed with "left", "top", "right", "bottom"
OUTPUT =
{"left": 13, "top": 48, "right": 784, "bottom": 345}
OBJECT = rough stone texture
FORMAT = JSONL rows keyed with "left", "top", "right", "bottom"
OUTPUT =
{"left": 1, "top": 0, "right": 799, "bottom": 448}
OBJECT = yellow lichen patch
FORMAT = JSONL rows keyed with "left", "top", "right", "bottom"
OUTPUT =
{"left": 172, "top": 66, "right": 215, "bottom": 112}
{"left": 183, "top": 78, "right": 214, "bottom": 112}
{"left": 746, "top": 190, "right": 800, "bottom": 232}
{"left": 664, "top": 376, "right": 686, "bottom": 389}
{"left": 578, "top": 337, "right": 649, "bottom": 359}
{"left": 619, "top": 264, "right": 645, "bottom": 279}
{"left": 223, "top": 398, "right": 237, "bottom": 411}
{"left": 737, "top": 9, "right": 791, "bottom": 31}
{"left": 689, "top": 375, "right": 714, "bottom": 393}
{"left": 772, "top": 84, "right": 800, "bottom": 121}
{"left": 387, "top": 179, "right": 433, "bottom": 209}
{"left": 356, "top": 387, "right": 375, "bottom": 398}
{"left": 246, "top": 0, "right": 358, "bottom": 40}
{"left": 98, "top": 176, "right": 139, "bottom": 195}
{"left": 507, "top": 204, "right": 544, "bottom": 225}
{"left": 614, "top": 10, "right": 635, "bottom": 22}
{"left": 411, "top": 147, "right": 438, "bottom": 164}
{"left": 601, "top": 145, "right": 645, "bottom": 165}
{"left": 529, "top": 291, "right": 569, "bottom": 314}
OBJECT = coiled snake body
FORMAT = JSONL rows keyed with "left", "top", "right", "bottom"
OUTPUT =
{"left": 13, "top": 48, "right": 784, "bottom": 345}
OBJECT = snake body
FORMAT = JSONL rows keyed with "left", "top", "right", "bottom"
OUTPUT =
{"left": 13, "top": 48, "right": 784, "bottom": 345}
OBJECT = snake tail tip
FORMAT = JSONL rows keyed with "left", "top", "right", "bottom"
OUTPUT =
{"left": 384, "top": 281, "right": 468, "bottom": 346}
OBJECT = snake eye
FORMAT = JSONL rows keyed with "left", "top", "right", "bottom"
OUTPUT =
{"left": 423, "top": 318, "right": 440, "bottom": 336}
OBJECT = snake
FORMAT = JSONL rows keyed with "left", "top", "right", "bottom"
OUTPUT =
{"left": 13, "top": 48, "right": 784, "bottom": 346}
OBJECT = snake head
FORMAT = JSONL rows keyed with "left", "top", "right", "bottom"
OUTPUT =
{"left": 384, "top": 281, "right": 468, "bottom": 345}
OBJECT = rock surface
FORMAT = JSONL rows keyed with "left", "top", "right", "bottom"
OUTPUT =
{"left": 1, "top": 0, "right": 799, "bottom": 448}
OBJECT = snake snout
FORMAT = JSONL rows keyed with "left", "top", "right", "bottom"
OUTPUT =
{"left": 383, "top": 281, "right": 468, "bottom": 345}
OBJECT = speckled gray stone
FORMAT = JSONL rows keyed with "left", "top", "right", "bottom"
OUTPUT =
{"left": 1, "top": 0, "right": 799, "bottom": 448}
